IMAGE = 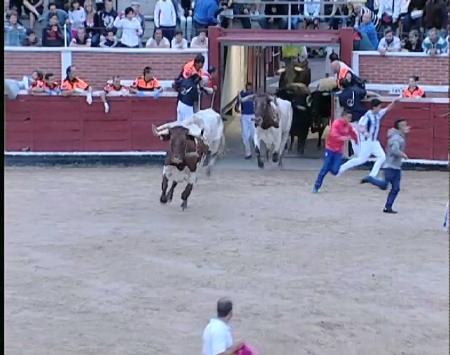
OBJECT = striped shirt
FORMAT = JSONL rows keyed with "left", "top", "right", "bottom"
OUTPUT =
{"left": 358, "top": 108, "right": 388, "bottom": 141}
{"left": 352, "top": 6, "right": 381, "bottom": 30}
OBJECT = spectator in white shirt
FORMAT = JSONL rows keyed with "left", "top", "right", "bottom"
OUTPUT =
{"left": 154, "top": 0, "right": 177, "bottom": 42}
{"left": 113, "top": 7, "right": 143, "bottom": 48}
{"left": 146, "top": 28, "right": 170, "bottom": 48}
{"left": 171, "top": 30, "right": 188, "bottom": 49}
{"left": 131, "top": 1, "right": 145, "bottom": 46}
{"left": 68, "top": 0, "right": 85, "bottom": 37}
{"left": 191, "top": 29, "right": 208, "bottom": 48}
{"left": 202, "top": 298, "right": 244, "bottom": 355}
{"left": 377, "top": 0, "right": 401, "bottom": 32}
{"left": 378, "top": 27, "right": 401, "bottom": 55}
{"left": 304, "top": 0, "right": 320, "bottom": 29}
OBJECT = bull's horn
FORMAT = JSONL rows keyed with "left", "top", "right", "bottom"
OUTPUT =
{"left": 152, "top": 124, "right": 161, "bottom": 136}
{"left": 240, "top": 94, "right": 256, "bottom": 103}
{"left": 294, "top": 66, "right": 304, "bottom": 72}
{"left": 366, "top": 90, "right": 381, "bottom": 98}
{"left": 277, "top": 68, "right": 286, "bottom": 74}
{"left": 295, "top": 105, "right": 307, "bottom": 111}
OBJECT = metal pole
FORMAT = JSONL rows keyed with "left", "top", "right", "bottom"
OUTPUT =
{"left": 288, "top": 5, "right": 291, "bottom": 30}
{"left": 64, "top": 23, "right": 67, "bottom": 47}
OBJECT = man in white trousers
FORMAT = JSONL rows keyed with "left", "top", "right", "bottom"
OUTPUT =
{"left": 338, "top": 96, "right": 400, "bottom": 177}
{"left": 235, "top": 82, "right": 256, "bottom": 159}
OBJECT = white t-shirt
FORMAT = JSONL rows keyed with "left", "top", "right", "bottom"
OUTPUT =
{"left": 171, "top": 37, "right": 188, "bottom": 49}
{"left": 113, "top": 17, "right": 143, "bottom": 47}
{"left": 202, "top": 318, "right": 233, "bottom": 355}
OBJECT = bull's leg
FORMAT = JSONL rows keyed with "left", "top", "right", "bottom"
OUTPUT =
{"left": 255, "top": 145, "right": 264, "bottom": 168}
{"left": 160, "top": 175, "right": 169, "bottom": 204}
{"left": 317, "top": 125, "right": 325, "bottom": 150}
{"left": 299, "top": 130, "right": 308, "bottom": 155}
{"left": 272, "top": 151, "right": 279, "bottom": 163}
{"left": 181, "top": 183, "right": 193, "bottom": 210}
{"left": 167, "top": 181, "right": 177, "bottom": 202}
{"left": 206, "top": 153, "right": 218, "bottom": 176}
{"left": 289, "top": 134, "right": 295, "bottom": 151}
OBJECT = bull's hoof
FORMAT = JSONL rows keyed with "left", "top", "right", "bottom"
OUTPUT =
{"left": 272, "top": 152, "right": 279, "bottom": 163}
{"left": 181, "top": 200, "right": 188, "bottom": 210}
{"left": 160, "top": 195, "right": 168, "bottom": 204}
{"left": 257, "top": 160, "right": 264, "bottom": 169}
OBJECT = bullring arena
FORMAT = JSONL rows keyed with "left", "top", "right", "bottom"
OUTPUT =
{"left": 4, "top": 3, "right": 450, "bottom": 354}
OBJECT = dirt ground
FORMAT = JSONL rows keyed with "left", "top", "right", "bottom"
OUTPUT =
{"left": 4, "top": 163, "right": 449, "bottom": 355}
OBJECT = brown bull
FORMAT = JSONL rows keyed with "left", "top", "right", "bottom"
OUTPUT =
{"left": 153, "top": 125, "right": 209, "bottom": 210}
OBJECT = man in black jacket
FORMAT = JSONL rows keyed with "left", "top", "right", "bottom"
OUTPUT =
{"left": 258, "top": 0, "right": 288, "bottom": 29}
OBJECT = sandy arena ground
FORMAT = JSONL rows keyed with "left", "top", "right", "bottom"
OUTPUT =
{"left": 5, "top": 163, "right": 449, "bottom": 355}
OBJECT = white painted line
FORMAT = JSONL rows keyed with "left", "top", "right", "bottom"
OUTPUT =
{"left": 5, "top": 151, "right": 166, "bottom": 156}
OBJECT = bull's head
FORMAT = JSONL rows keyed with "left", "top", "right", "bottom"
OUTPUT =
{"left": 240, "top": 93, "right": 280, "bottom": 129}
{"left": 153, "top": 125, "right": 190, "bottom": 165}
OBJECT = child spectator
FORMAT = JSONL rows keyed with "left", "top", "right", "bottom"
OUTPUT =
{"left": 113, "top": 7, "right": 142, "bottom": 48}
{"left": 70, "top": 27, "right": 91, "bottom": 46}
{"left": 61, "top": 65, "right": 93, "bottom": 105}
{"left": 378, "top": 27, "right": 401, "bottom": 54}
{"left": 190, "top": 29, "right": 208, "bottom": 48}
{"left": 131, "top": 1, "right": 145, "bottom": 45}
{"left": 130, "top": 66, "right": 163, "bottom": 93}
{"left": 422, "top": 27, "right": 448, "bottom": 55}
{"left": 22, "top": 29, "right": 41, "bottom": 46}
{"left": 98, "top": 0, "right": 117, "bottom": 31}
{"left": 146, "top": 28, "right": 170, "bottom": 48}
{"left": 403, "top": 75, "right": 426, "bottom": 98}
{"left": 359, "top": 12, "right": 378, "bottom": 49}
{"left": 403, "top": 29, "right": 422, "bottom": 52}
{"left": 171, "top": 30, "right": 188, "bottom": 49}
{"left": 68, "top": 0, "right": 86, "bottom": 38}
{"left": 83, "top": 1, "right": 101, "bottom": 46}
{"left": 4, "top": 13, "right": 26, "bottom": 46}
{"left": 23, "top": 0, "right": 44, "bottom": 30}
{"left": 100, "top": 28, "right": 118, "bottom": 47}
{"left": 101, "top": 75, "right": 130, "bottom": 113}
{"left": 154, "top": 0, "right": 177, "bottom": 42}
{"left": 42, "top": 14, "right": 65, "bottom": 46}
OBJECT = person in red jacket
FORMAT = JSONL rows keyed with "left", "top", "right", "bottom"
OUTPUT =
{"left": 313, "top": 110, "right": 359, "bottom": 193}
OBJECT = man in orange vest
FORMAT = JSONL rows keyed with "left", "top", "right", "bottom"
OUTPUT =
{"left": 130, "top": 66, "right": 163, "bottom": 96}
{"left": 182, "top": 53, "right": 206, "bottom": 79}
{"left": 61, "top": 65, "right": 93, "bottom": 104}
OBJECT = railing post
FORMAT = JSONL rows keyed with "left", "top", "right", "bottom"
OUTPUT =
{"left": 288, "top": 5, "right": 291, "bottom": 30}
{"left": 64, "top": 23, "right": 67, "bottom": 47}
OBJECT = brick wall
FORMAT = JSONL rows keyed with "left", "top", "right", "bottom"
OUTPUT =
{"left": 5, "top": 52, "right": 61, "bottom": 80}
{"left": 358, "top": 54, "right": 449, "bottom": 85}
{"left": 72, "top": 52, "right": 198, "bottom": 89}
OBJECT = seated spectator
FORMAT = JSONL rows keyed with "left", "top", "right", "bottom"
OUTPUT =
{"left": 403, "top": 29, "right": 422, "bottom": 52}
{"left": 45, "top": 2, "right": 69, "bottom": 27}
{"left": 154, "top": 0, "right": 177, "bottom": 42}
{"left": 22, "top": 29, "right": 41, "bottom": 46}
{"left": 43, "top": 72, "right": 61, "bottom": 94}
{"left": 403, "top": 75, "right": 426, "bottom": 98}
{"left": 130, "top": 66, "right": 163, "bottom": 93}
{"left": 190, "top": 29, "right": 208, "bottom": 49}
{"left": 378, "top": 28, "right": 401, "bottom": 54}
{"left": 146, "top": 28, "right": 170, "bottom": 48}
{"left": 193, "top": 0, "right": 218, "bottom": 33}
{"left": 422, "top": 27, "right": 448, "bottom": 55}
{"left": 303, "top": 0, "right": 320, "bottom": 29}
{"left": 70, "top": 27, "right": 91, "bottom": 46}
{"left": 30, "top": 70, "right": 46, "bottom": 95}
{"left": 4, "top": 13, "right": 27, "bottom": 46}
{"left": 171, "top": 30, "right": 188, "bottom": 49}
{"left": 113, "top": 7, "right": 142, "bottom": 48}
{"left": 98, "top": 0, "right": 117, "bottom": 32}
{"left": 259, "top": 0, "right": 288, "bottom": 30}
{"left": 23, "top": 0, "right": 44, "bottom": 30}
{"left": 377, "top": 0, "right": 401, "bottom": 32}
{"left": 83, "top": 1, "right": 101, "bottom": 47}
{"left": 402, "top": 0, "right": 425, "bottom": 33}
{"left": 359, "top": 12, "right": 378, "bottom": 49}
{"left": 131, "top": 1, "right": 146, "bottom": 45}
{"left": 42, "top": 14, "right": 65, "bottom": 47}
{"left": 100, "top": 28, "right": 118, "bottom": 47}
{"left": 101, "top": 75, "right": 130, "bottom": 113}
{"left": 424, "top": 0, "right": 448, "bottom": 33}
{"left": 68, "top": 0, "right": 86, "bottom": 38}
{"left": 60, "top": 65, "right": 93, "bottom": 104}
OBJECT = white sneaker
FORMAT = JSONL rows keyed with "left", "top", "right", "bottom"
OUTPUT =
{"left": 104, "top": 102, "right": 110, "bottom": 113}
{"left": 86, "top": 94, "right": 93, "bottom": 105}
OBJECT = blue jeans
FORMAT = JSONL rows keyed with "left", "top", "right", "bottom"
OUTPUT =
{"left": 366, "top": 168, "right": 401, "bottom": 209}
{"left": 314, "top": 149, "right": 343, "bottom": 190}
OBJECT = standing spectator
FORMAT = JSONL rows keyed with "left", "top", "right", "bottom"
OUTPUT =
{"left": 130, "top": 66, "right": 163, "bottom": 93}
{"left": 303, "top": 0, "right": 320, "bottom": 29}
{"left": 98, "top": 0, "right": 117, "bottom": 31}
{"left": 68, "top": 0, "right": 85, "bottom": 38}
{"left": 100, "top": 28, "right": 118, "bottom": 47}
{"left": 70, "top": 27, "right": 91, "bottom": 46}
{"left": 176, "top": 0, "right": 193, "bottom": 41}
{"left": 377, "top": 0, "right": 401, "bottom": 32}
{"left": 403, "top": 75, "right": 426, "bottom": 98}
{"left": 378, "top": 27, "right": 401, "bottom": 54}
{"left": 113, "top": 7, "right": 142, "bottom": 48}
{"left": 83, "top": 1, "right": 101, "bottom": 46}
{"left": 359, "top": 12, "right": 378, "bottom": 49}
{"left": 403, "top": 29, "right": 422, "bottom": 52}
{"left": 146, "top": 28, "right": 170, "bottom": 48}
{"left": 154, "top": 0, "right": 177, "bottom": 43}
{"left": 193, "top": 0, "right": 219, "bottom": 33}
{"left": 422, "top": 27, "right": 448, "bottom": 54}
{"left": 235, "top": 82, "right": 256, "bottom": 159}
{"left": 216, "top": 0, "right": 234, "bottom": 29}
{"left": 202, "top": 298, "right": 244, "bottom": 355}
{"left": 42, "top": 14, "right": 65, "bottom": 46}
{"left": 328, "top": 0, "right": 351, "bottom": 30}
{"left": 4, "top": 13, "right": 26, "bottom": 46}
{"left": 23, "top": 0, "right": 44, "bottom": 30}
{"left": 190, "top": 29, "right": 208, "bottom": 48}
{"left": 131, "top": 1, "right": 145, "bottom": 45}
{"left": 22, "top": 28, "right": 41, "bottom": 46}
{"left": 101, "top": 75, "right": 130, "bottom": 113}
{"left": 424, "top": 0, "right": 448, "bottom": 33}
{"left": 361, "top": 119, "right": 411, "bottom": 214}
{"left": 61, "top": 65, "right": 93, "bottom": 105}
{"left": 402, "top": 0, "right": 426, "bottom": 33}
{"left": 171, "top": 30, "right": 188, "bottom": 48}
{"left": 45, "top": 2, "right": 69, "bottom": 27}
{"left": 258, "top": 0, "right": 288, "bottom": 29}
{"left": 349, "top": 1, "right": 379, "bottom": 31}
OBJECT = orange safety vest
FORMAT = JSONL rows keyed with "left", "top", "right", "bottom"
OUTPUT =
{"left": 337, "top": 66, "right": 350, "bottom": 88}
{"left": 182, "top": 60, "right": 204, "bottom": 79}
{"left": 61, "top": 77, "right": 90, "bottom": 91}
{"left": 403, "top": 86, "right": 425, "bottom": 98}
{"left": 44, "top": 80, "right": 60, "bottom": 90}
{"left": 133, "top": 76, "right": 161, "bottom": 91}
{"left": 104, "top": 83, "right": 126, "bottom": 93}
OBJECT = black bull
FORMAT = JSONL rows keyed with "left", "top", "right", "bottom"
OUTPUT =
{"left": 276, "top": 88, "right": 332, "bottom": 154}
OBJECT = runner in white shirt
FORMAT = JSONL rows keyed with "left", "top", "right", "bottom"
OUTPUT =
{"left": 202, "top": 298, "right": 244, "bottom": 355}
{"left": 338, "top": 96, "right": 400, "bottom": 177}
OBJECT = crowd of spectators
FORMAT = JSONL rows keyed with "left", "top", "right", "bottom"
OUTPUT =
{"left": 4, "top": 0, "right": 449, "bottom": 55}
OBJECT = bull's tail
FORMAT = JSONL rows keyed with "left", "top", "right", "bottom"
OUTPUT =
{"left": 218, "top": 134, "right": 226, "bottom": 157}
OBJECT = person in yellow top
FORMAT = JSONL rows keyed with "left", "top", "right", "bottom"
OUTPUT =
{"left": 403, "top": 76, "right": 426, "bottom": 98}
{"left": 60, "top": 65, "right": 93, "bottom": 104}
{"left": 130, "top": 66, "right": 163, "bottom": 96}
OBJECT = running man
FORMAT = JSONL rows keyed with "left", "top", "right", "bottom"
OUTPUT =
{"left": 313, "top": 110, "right": 358, "bottom": 193}
{"left": 235, "top": 82, "right": 256, "bottom": 159}
{"left": 337, "top": 96, "right": 401, "bottom": 178}
{"left": 360, "top": 119, "right": 410, "bottom": 214}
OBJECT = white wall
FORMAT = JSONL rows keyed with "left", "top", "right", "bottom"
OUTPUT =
{"left": 221, "top": 45, "right": 247, "bottom": 111}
